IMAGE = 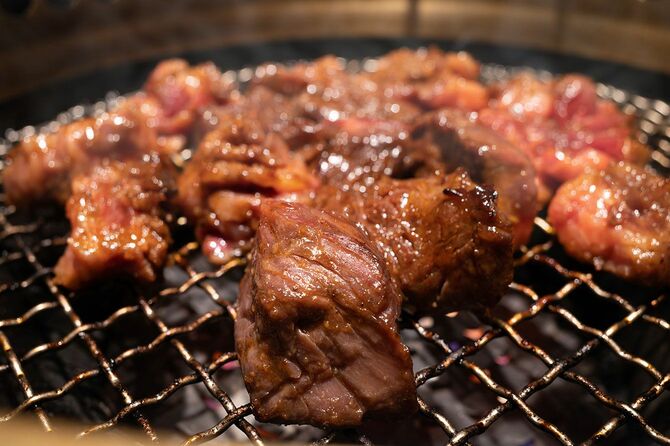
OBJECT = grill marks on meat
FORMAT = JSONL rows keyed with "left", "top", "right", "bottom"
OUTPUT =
{"left": 53, "top": 157, "right": 173, "bottom": 289}
{"left": 316, "top": 171, "right": 514, "bottom": 314}
{"left": 176, "top": 120, "right": 319, "bottom": 264}
{"left": 479, "top": 73, "right": 649, "bottom": 198}
{"left": 235, "top": 201, "right": 417, "bottom": 427}
{"left": 548, "top": 162, "right": 670, "bottom": 286}
{"left": 411, "top": 109, "right": 538, "bottom": 247}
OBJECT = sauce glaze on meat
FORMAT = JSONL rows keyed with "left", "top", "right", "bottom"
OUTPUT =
{"left": 54, "top": 156, "right": 173, "bottom": 289}
{"left": 548, "top": 162, "right": 670, "bottom": 286}
{"left": 478, "top": 73, "right": 649, "bottom": 200}
{"left": 411, "top": 109, "right": 538, "bottom": 247}
{"left": 316, "top": 170, "right": 514, "bottom": 314}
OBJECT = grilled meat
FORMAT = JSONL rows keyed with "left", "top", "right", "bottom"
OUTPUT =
{"left": 176, "top": 119, "right": 319, "bottom": 264}
{"left": 235, "top": 200, "right": 417, "bottom": 427}
{"left": 316, "top": 170, "right": 514, "bottom": 315}
{"left": 53, "top": 156, "right": 173, "bottom": 289}
{"left": 4, "top": 59, "right": 231, "bottom": 206}
{"left": 364, "top": 47, "right": 489, "bottom": 111}
{"left": 3, "top": 107, "right": 165, "bottom": 205}
{"left": 479, "top": 73, "right": 649, "bottom": 199}
{"left": 299, "top": 117, "right": 442, "bottom": 191}
{"left": 142, "top": 58, "right": 235, "bottom": 135}
{"left": 411, "top": 109, "right": 538, "bottom": 247}
{"left": 252, "top": 55, "right": 424, "bottom": 125}
{"left": 548, "top": 162, "right": 670, "bottom": 286}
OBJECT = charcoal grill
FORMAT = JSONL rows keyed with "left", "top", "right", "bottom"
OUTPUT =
{"left": 0, "top": 37, "right": 669, "bottom": 446}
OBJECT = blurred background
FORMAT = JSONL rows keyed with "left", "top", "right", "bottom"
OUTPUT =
{"left": 0, "top": 0, "right": 669, "bottom": 101}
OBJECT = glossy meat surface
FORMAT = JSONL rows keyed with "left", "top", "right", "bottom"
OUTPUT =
{"left": 142, "top": 58, "right": 235, "bottom": 135}
{"left": 252, "top": 55, "right": 424, "bottom": 125}
{"left": 411, "top": 109, "right": 538, "bottom": 247}
{"left": 316, "top": 171, "right": 514, "bottom": 314}
{"left": 479, "top": 74, "right": 649, "bottom": 199}
{"left": 235, "top": 201, "right": 417, "bottom": 426}
{"left": 53, "top": 156, "right": 173, "bottom": 289}
{"left": 4, "top": 59, "right": 230, "bottom": 206}
{"left": 4, "top": 107, "right": 163, "bottom": 205}
{"left": 299, "top": 117, "right": 443, "bottom": 191}
{"left": 548, "top": 162, "right": 670, "bottom": 286}
{"left": 176, "top": 120, "right": 318, "bottom": 263}
{"left": 364, "top": 47, "right": 489, "bottom": 111}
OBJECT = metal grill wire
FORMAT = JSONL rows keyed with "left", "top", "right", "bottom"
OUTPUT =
{"left": 0, "top": 61, "right": 668, "bottom": 446}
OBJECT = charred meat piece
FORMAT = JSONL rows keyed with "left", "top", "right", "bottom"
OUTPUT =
{"left": 53, "top": 156, "right": 173, "bottom": 289}
{"left": 235, "top": 201, "right": 417, "bottom": 427}
{"left": 548, "top": 162, "right": 670, "bottom": 286}
{"left": 316, "top": 171, "right": 514, "bottom": 315}
{"left": 411, "top": 109, "right": 538, "bottom": 248}
{"left": 364, "top": 47, "right": 489, "bottom": 111}
{"left": 176, "top": 120, "right": 318, "bottom": 264}
{"left": 479, "top": 73, "right": 649, "bottom": 197}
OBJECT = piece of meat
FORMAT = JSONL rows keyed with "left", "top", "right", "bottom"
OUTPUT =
{"left": 143, "top": 58, "right": 236, "bottom": 135}
{"left": 4, "top": 59, "right": 233, "bottom": 206}
{"left": 411, "top": 109, "right": 538, "bottom": 247}
{"left": 548, "top": 162, "right": 670, "bottom": 287}
{"left": 299, "top": 117, "right": 443, "bottom": 191}
{"left": 3, "top": 106, "right": 166, "bottom": 205}
{"left": 176, "top": 119, "right": 319, "bottom": 264}
{"left": 53, "top": 156, "right": 173, "bottom": 289}
{"left": 235, "top": 200, "right": 417, "bottom": 427}
{"left": 479, "top": 73, "right": 650, "bottom": 197}
{"left": 316, "top": 170, "right": 514, "bottom": 314}
{"left": 240, "top": 56, "right": 424, "bottom": 141}
{"left": 364, "top": 47, "right": 489, "bottom": 111}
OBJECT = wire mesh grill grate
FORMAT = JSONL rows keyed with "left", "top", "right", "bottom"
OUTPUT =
{"left": 0, "top": 60, "right": 669, "bottom": 445}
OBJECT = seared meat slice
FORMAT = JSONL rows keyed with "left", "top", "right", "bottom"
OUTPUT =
{"left": 299, "top": 117, "right": 443, "bottom": 190}
{"left": 479, "top": 73, "right": 649, "bottom": 197}
{"left": 411, "top": 109, "right": 538, "bottom": 247}
{"left": 235, "top": 201, "right": 417, "bottom": 427}
{"left": 548, "top": 162, "right": 670, "bottom": 286}
{"left": 316, "top": 171, "right": 514, "bottom": 314}
{"left": 142, "top": 58, "right": 235, "bottom": 135}
{"left": 176, "top": 120, "right": 318, "bottom": 264}
{"left": 53, "top": 156, "right": 173, "bottom": 289}
{"left": 364, "top": 47, "right": 489, "bottom": 111}
{"left": 4, "top": 107, "right": 165, "bottom": 205}
{"left": 248, "top": 56, "right": 423, "bottom": 132}
{"left": 4, "top": 59, "right": 232, "bottom": 206}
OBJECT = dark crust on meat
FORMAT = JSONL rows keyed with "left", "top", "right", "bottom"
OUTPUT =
{"left": 411, "top": 109, "right": 538, "bottom": 248}
{"left": 316, "top": 170, "right": 514, "bottom": 315}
